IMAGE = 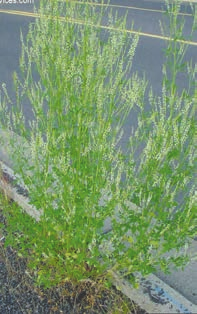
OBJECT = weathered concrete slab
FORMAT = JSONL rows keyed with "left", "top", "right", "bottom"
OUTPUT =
{"left": 156, "top": 240, "right": 197, "bottom": 305}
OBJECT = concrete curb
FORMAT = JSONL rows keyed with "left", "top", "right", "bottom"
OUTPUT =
{"left": 111, "top": 272, "right": 197, "bottom": 314}
{"left": 0, "top": 160, "right": 197, "bottom": 314}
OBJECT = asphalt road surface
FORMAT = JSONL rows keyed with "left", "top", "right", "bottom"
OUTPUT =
{"left": 0, "top": 0, "right": 196, "bottom": 102}
{"left": 0, "top": 0, "right": 197, "bottom": 306}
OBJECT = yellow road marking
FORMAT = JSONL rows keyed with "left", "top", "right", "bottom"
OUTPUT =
{"left": 0, "top": 9, "right": 38, "bottom": 18}
{"left": 58, "top": 0, "right": 194, "bottom": 17}
{"left": 0, "top": 9, "right": 197, "bottom": 46}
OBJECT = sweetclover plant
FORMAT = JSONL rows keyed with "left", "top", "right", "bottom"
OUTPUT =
{"left": 0, "top": 0, "right": 196, "bottom": 288}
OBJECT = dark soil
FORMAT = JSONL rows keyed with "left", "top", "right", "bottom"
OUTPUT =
{"left": 0, "top": 209, "right": 148, "bottom": 314}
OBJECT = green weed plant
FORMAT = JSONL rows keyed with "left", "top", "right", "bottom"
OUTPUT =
{"left": 0, "top": 0, "right": 196, "bottom": 288}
